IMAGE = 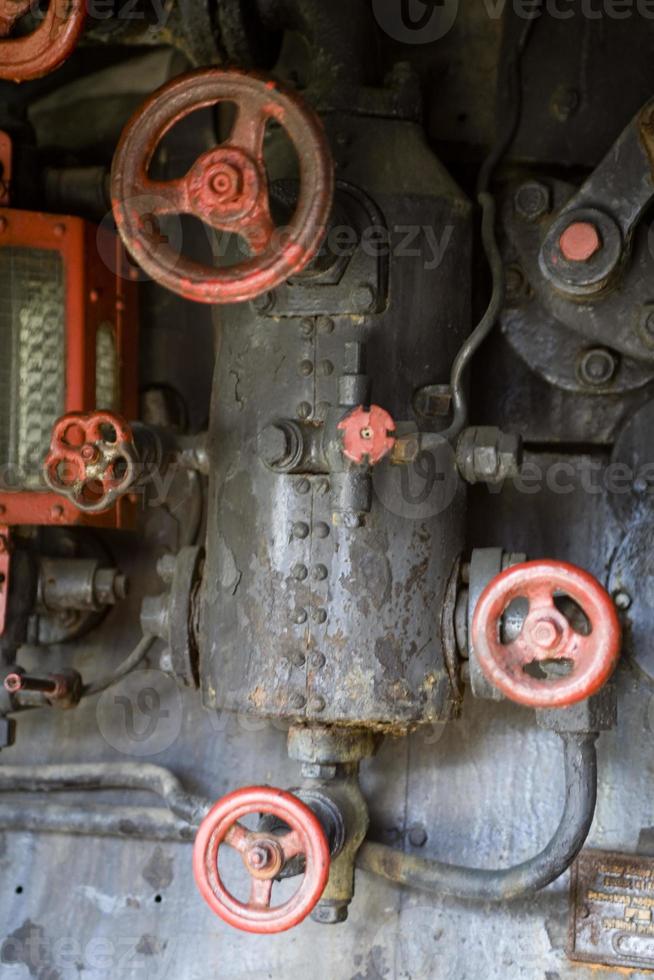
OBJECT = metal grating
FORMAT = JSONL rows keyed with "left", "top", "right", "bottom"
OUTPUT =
{"left": 0, "top": 247, "right": 66, "bottom": 489}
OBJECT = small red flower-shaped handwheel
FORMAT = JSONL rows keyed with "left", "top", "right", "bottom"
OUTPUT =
{"left": 193, "top": 786, "right": 330, "bottom": 934}
{"left": 472, "top": 560, "right": 621, "bottom": 709}
{"left": 111, "top": 69, "right": 334, "bottom": 305}
{"left": 0, "top": 0, "right": 86, "bottom": 82}
{"left": 43, "top": 411, "right": 139, "bottom": 514}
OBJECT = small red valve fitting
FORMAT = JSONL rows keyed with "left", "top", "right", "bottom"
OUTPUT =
{"left": 43, "top": 411, "right": 139, "bottom": 515}
{"left": 111, "top": 69, "right": 334, "bottom": 305}
{"left": 0, "top": 0, "right": 86, "bottom": 82}
{"left": 471, "top": 560, "right": 621, "bottom": 709}
{"left": 193, "top": 786, "right": 330, "bottom": 933}
{"left": 338, "top": 405, "right": 396, "bottom": 465}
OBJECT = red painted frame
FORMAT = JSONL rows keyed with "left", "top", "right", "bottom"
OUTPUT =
{"left": 0, "top": 206, "right": 138, "bottom": 528}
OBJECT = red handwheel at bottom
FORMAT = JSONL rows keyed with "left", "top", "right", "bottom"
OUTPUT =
{"left": 193, "top": 786, "right": 330, "bottom": 934}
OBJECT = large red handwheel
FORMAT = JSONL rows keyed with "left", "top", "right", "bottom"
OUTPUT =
{"left": 0, "top": 0, "right": 85, "bottom": 82}
{"left": 471, "top": 560, "right": 621, "bottom": 709}
{"left": 111, "top": 69, "right": 334, "bottom": 305}
{"left": 43, "top": 411, "right": 139, "bottom": 514}
{"left": 193, "top": 786, "right": 330, "bottom": 934}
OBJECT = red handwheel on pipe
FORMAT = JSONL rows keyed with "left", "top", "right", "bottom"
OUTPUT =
{"left": 0, "top": 0, "right": 86, "bottom": 82}
{"left": 472, "top": 560, "right": 621, "bottom": 709}
{"left": 111, "top": 69, "right": 334, "bottom": 305}
{"left": 193, "top": 786, "right": 330, "bottom": 933}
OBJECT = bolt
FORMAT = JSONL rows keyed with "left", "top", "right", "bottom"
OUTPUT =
{"left": 53, "top": 223, "right": 66, "bottom": 238}
{"left": 51, "top": 504, "right": 64, "bottom": 519}
{"left": 295, "top": 479, "right": 310, "bottom": 495}
{"left": 408, "top": 825, "right": 428, "bottom": 847}
{"left": 531, "top": 618, "right": 562, "bottom": 651}
{"left": 292, "top": 522, "right": 310, "bottom": 540}
{"left": 316, "top": 479, "right": 330, "bottom": 495}
{"left": 578, "top": 348, "right": 617, "bottom": 387}
{"left": 312, "top": 608, "right": 327, "bottom": 624}
{"left": 252, "top": 290, "right": 275, "bottom": 313}
{"left": 551, "top": 85, "right": 579, "bottom": 122}
{"left": 300, "top": 318, "right": 314, "bottom": 337}
{"left": 299, "top": 360, "right": 313, "bottom": 377}
{"left": 311, "top": 901, "right": 348, "bottom": 924}
{"left": 319, "top": 360, "right": 334, "bottom": 377}
{"left": 505, "top": 264, "right": 527, "bottom": 302}
{"left": 297, "top": 402, "right": 312, "bottom": 420}
{"left": 353, "top": 283, "right": 376, "bottom": 313}
{"left": 313, "top": 565, "right": 328, "bottom": 581}
{"left": 248, "top": 846, "right": 269, "bottom": 870}
{"left": 559, "top": 221, "right": 602, "bottom": 263}
{"left": 311, "top": 652, "right": 326, "bottom": 669}
{"left": 293, "top": 608, "right": 308, "bottom": 625}
{"left": 413, "top": 384, "right": 452, "bottom": 420}
{"left": 292, "top": 563, "right": 308, "bottom": 581}
{"left": 80, "top": 443, "right": 99, "bottom": 463}
{"left": 317, "top": 316, "right": 334, "bottom": 334}
{"left": 314, "top": 522, "right": 330, "bottom": 539}
{"left": 514, "top": 181, "right": 551, "bottom": 221}
{"left": 308, "top": 695, "right": 326, "bottom": 713}
{"left": 289, "top": 692, "right": 306, "bottom": 710}
{"left": 613, "top": 590, "right": 632, "bottom": 611}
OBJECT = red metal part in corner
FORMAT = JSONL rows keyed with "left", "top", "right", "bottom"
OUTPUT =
{"left": 111, "top": 69, "right": 335, "bottom": 304}
{"left": 0, "top": 0, "right": 86, "bottom": 83}
{"left": 471, "top": 559, "right": 621, "bottom": 709}
{"left": 0, "top": 527, "right": 10, "bottom": 636}
{"left": 193, "top": 786, "right": 330, "bottom": 934}
{"left": 338, "top": 405, "right": 396, "bottom": 465}
{"left": 0, "top": 207, "right": 138, "bottom": 529}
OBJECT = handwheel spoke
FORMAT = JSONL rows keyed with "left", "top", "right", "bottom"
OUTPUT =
{"left": 132, "top": 175, "right": 191, "bottom": 217}
{"left": 0, "top": 0, "right": 31, "bottom": 35}
{"left": 228, "top": 105, "right": 269, "bottom": 163}
{"left": 225, "top": 822, "right": 250, "bottom": 854}
{"left": 527, "top": 584, "right": 557, "bottom": 613}
{"left": 280, "top": 829, "right": 305, "bottom": 861}
{"left": 239, "top": 207, "right": 276, "bottom": 256}
{"left": 248, "top": 876, "right": 274, "bottom": 910}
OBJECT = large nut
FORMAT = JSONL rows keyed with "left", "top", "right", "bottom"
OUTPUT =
{"left": 456, "top": 427, "right": 523, "bottom": 485}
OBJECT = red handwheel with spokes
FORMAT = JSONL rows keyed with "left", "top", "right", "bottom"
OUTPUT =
{"left": 111, "top": 69, "right": 334, "bottom": 305}
{"left": 193, "top": 786, "right": 330, "bottom": 934}
{"left": 0, "top": 0, "right": 86, "bottom": 82}
{"left": 471, "top": 560, "right": 621, "bottom": 709}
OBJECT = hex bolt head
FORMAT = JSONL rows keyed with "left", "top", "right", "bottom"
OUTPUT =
{"left": 514, "top": 181, "right": 551, "bottom": 221}
{"left": 311, "top": 902, "right": 349, "bottom": 924}
{"left": 408, "top": 824, "right": 428, "bottom": 848}
{"left": 613, "top": 590, "right": 632, "bottom": 611}
{"left": 353, "top": 284, "right": 376, "bottom": 313}
{"left": 578, "top": 348, "right": 617, "bottom": 387}
{"left": 559, "top": 221, "right": 602, "bottom": 262}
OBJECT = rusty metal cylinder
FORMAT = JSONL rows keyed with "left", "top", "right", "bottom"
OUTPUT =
{"left": 199, "top": 116, "right": 472, "bottom": 731}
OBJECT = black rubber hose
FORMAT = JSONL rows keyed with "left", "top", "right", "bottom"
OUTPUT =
{"left": 356, "top": 732, "right": 597, "bottom": 902}
{"left": 0, "top": 763, "right": 211, "bottom": 826}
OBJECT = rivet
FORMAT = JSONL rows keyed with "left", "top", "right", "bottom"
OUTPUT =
{"left": 316, "top": 479, "right": 330, "bottom": 495}
{"left": 315, "top": 401, "right": 331, "bottom": 419}
{"left": 292, "top": 652, "right": 306, "bottom": 668}
{"left": 292, "top": 563, "right": 308, "bottom": 581}
{"left": 354, "top": 283, "right": 375, "bottom": 313}
{"left": 319, "top": 360, "right": 334, "bottom": 376}
{"left": 299, "top": 360, "right": 314, "bottom": 377}
{"left": 311, "top": 652, "right": 326, "bottom": 669}
{"left": 89, "top": 288, "right": 100, "bottom": 303}
{"left": 297, "top": 402, "right": 312, "bottom": 420}
{"left": 289, "top": 692, "right": 306, "bottom": 710}
{"left": 51, "top": 504, "right": 64, "bottom": 519}
{"left": 252, "top": 290, "right": 274, "bottom": 313}
{"left": 308, "top": 696, "right": 325, "bottom": 713}
{"left": 317, "top": 316, "right": 334, "bottom": 334}
{"left": 300, "top": 318, "right": 314, "bottom": 336}
{"left": 312, "top": 608, "right": 327, "bottom": 624}
{"left": 295, "top": 479, "right": 310, "bottom": 495}
{"left": 293, "top": 608, "right": 308, "bottom": 625}
{"left": 313, "top": 564, "right": 328, "bottom": 581}
{"left": 292, "top": 522, "right": 309, "bottom": 539}
{"left": 53, "top": 223, "right": 66, "bottom": 238}
{"left": 314, "top": 522, "right": 330, "bottom": 539}
{"left": 613, "top": 590, "right": 632, "bottom": 611}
